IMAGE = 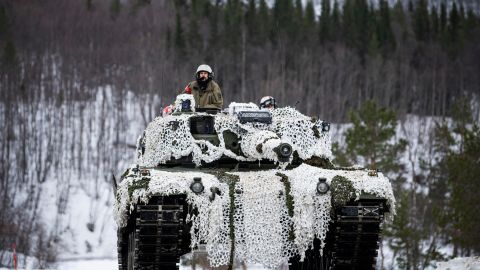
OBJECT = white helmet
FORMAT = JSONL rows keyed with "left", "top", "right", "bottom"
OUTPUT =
{"left": 196, "top": 64, "right": 213, "bottom": 74}
{"left": 260, "top": 96, "right": 277, "bottom": 109}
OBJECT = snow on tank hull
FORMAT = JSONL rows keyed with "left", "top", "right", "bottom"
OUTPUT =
{"left": 114, "top": 97, "right": 395, "bottom": 270}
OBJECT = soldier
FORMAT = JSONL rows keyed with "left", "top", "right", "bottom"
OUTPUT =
{"left": 259, "top": 96, "right": 277, "bottom": 109}
{"left": 184, "top": 64, "right": 223, "bottom": 109}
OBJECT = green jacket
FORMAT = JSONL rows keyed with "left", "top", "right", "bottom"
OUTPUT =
{"left": 187, "top": 80, "right": 223, "bottom": 109}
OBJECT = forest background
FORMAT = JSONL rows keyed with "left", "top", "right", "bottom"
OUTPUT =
{"left": 0, "top": 0, "right": 479, "bottom": 269}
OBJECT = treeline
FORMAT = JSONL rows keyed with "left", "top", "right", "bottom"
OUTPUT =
{"left": 0, "top": 0, "right": 479, "bottom": 120}
{"left": 171, "top": 0, "right": 480, "bottom": 119}
{"left": 333, "top": 98, "right": 480, "bottom": 269}
{"left": 173, "top": 0, "right": 478, "bottom": 59}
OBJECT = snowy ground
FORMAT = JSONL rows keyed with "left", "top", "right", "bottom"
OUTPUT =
{"left": 54, "top": 259, "right": 269, "bottom": 270}
{"left": 435, "top": 257, "right": 480, "bottom": 270}
{"left": 2, "top": 256, "right": 480, "bottom": 270}
{"left": 1, "top": 258, "right": 269, "bottom": 270}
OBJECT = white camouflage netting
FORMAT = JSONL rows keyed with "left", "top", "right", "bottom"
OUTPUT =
{"left": 136, "top": 104, "right": 332, "bottom": 167}
{"left": 114, "top": 166, "right": 231, "bottom": 261}
{"left": 114, "top": 164, "right": 395, "bottom": 269}
{"left": 230, "top": 171, "right": 295, "bottom": 268}
{"left": 174, "top": 94, "right": 196, "bottom": 112}
{"left": 271, "top": 107, "right": 331, "bottom": 160}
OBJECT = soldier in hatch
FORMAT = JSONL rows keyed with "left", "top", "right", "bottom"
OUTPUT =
{"left": 259, "top": 96, "right": 277, "bottom": 109}
{"left": 184, "top": 64, "right": 223, "bottom": 109}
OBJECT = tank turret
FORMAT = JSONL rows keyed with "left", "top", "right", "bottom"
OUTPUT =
{"left": 114, "top": 95, "right": 395, "bottom": 270}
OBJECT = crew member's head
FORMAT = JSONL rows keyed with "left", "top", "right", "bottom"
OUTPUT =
{"left": 196, "top": 64, "right": 213, "bottom": 84}
{"left": 260, "top": 96, "right": 277, "bottom": 109}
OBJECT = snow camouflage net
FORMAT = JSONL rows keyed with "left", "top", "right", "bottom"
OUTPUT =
{"left": 114, "top": 164, "right": 396, "bottom": 269}
{"left": 136, "top": 103, "right": 332, "bottom": 167}
{"left": 174, "top": 94, "right": 196, "bottom": 112}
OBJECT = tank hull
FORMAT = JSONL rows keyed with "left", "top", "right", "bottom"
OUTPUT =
{"left": 115, "top": 165, "right": 393, "bottom": 270}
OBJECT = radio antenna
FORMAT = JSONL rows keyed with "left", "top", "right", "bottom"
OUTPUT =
{"left": 294, "top": 100, "right": 300, "bottom": 108}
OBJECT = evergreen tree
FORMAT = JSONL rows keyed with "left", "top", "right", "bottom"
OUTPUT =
{"left": 431, "top": 7, "right": 439, "bottom": 40}
{"left": 332, "top": 100, "right": 450, "bottom": 269}
{"left": 319, "top": 0, "right": 331, "bottom": 43}
{"left": 86, "top": 0, "right": 94, "bottom": 11}
{"left": 191, "top": 0, "right": 199, "bottom": 14}
{"left": 392, "top": 1, "right": 408, "bottom": 41}
{"left": 304, "top": 0, "right": 316, "bottom": 44}
{"left": 439, "top": 2, "right": 447, "bottom": 33}
{"left": 257, "top": 0, "right": 271, "bottom": 44}
{"left": 464, "top": 8, "right": 478, "bottom": 37}
{"left": 413, "top": 0, "right": 430, "bottom": 41}
{"left": 458, "top": 3, "right": 466, "bottom": 44}
{"left": 439, "top": 2, "right": 448, "bottom": 46}
{"left": 293, "top": 0, "right": 304, "bottom": 42}
{"left": 384, "top": 192, "right": 417, "bottom": 270}
{"left": 245, "top": 0, "right": 258, "bottom": 44}
{"left": 384, "top": 189, "right": 445, "bottom": 269}
{"left": 208, "top": 0, "right": 220, "bottom": 52}
{"left": 377, "top": 0, "right": 396, "bottom": 54}
{"left": 334, "top": 100, "right": 406, "bottom": 174}
{"left": 342, "top": 0, "right": 371, "bottom": 56}
{"left": 342, "top": 0, "right": 354, "bottom": 46}
{"left": 273, "top": 0, "right": 294, "bottom": 40}
{"left": 223, "top": 0, "right": 242, "bottom": 52}
{"left": 408, "top": 0, "right": 413, "bottom": 13}
{"left": 330, "top": 0, "right": 340, "bottom": 41}
{"left": 447, "top": 2, "right": 461, "bottom": 53}
{"left": 0, "top": 6, "right": 7, "bottom": 38}
{"left": 459, "top": 3, "right": 466, "bottom": 24}
{"left": 110, "top": 0, "right": 121, "bottom": 20}
{"left": 174, "top": 12, "right": 186, "bottom": 54}
{"left": 432, "top": 99, "right": 480, "bottom": 255}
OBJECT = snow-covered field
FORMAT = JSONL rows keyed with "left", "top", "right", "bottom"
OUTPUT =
{"left": 0, "top": 257, "right": 269, "bottom": 270}
{"left": 2, "top": 257, "right": 480, "bottom": 270}
{"left": 436, "top": 257, "right": 480, "bottom": 270}
{"left": 55, "top": 259, "right": 269, "bottom": 270}
{"left": 54, "top": 259, "right": 117, "bottom": 270}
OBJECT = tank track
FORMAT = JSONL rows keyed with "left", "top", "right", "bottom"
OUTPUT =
{"left": 289, "top": 199, "right": 386, "bottom": 270}
{"left": 329, "top": 199, "right": 385, "bottom": 270}
{"left": 117, "top": 195, "right": 189, "bottom": 270}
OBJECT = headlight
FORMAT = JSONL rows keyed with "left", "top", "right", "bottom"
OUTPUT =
{"left": 190, "top": 177, "right": 204, "bottom": 194}
{"left": 316, "top": 178, "right": 329, "bottom": 194}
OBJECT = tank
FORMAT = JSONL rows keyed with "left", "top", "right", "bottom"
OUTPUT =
{"left": 113, "top": 94, "right": 395, "bottom": 270}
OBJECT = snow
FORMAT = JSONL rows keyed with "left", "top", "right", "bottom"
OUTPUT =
{"left": 436, "top": 257, "right": 480, "bottom": 270}
{"left": 3, "top": 256, "right": 479, "bottom": 270}
{"left": 55, "top": 259, "right": 117, "bottom": 270}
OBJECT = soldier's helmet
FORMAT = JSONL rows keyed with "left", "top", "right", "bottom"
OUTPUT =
{"left": 260, "top": 96, "right": 277, "bottom": 109}
{"left": 196, "top": 64, "right": 214, "bottom": 80}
